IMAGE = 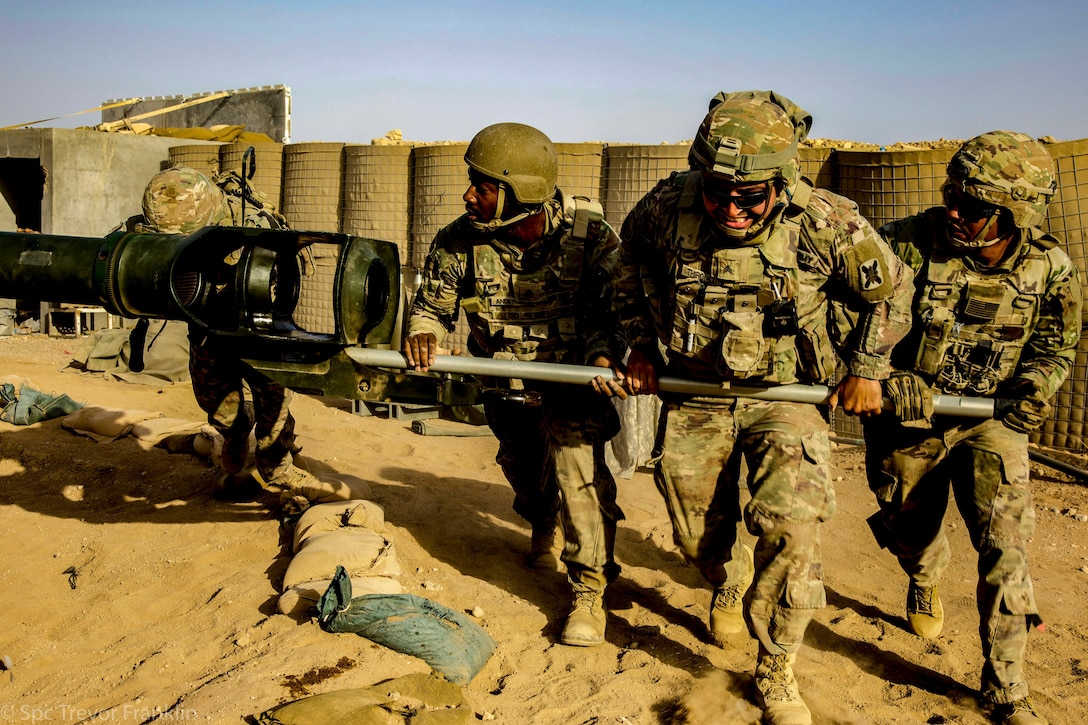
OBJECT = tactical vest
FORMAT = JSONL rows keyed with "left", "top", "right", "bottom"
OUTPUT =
{"left": 912, "top": 235, "right": 1055, "bottom": 396}
{"left": 460, "top": 196, "right": 603, "bottom": 363}
{"left": 666, "top": 174, "right": 835, "bottom": 384}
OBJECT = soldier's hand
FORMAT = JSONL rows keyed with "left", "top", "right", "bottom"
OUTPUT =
{"left": 998, "top": 382, "right": 1052, "bottom": 433}
{"left": 832, "top": 375, "right": 885, "bottom": 416}
{"left": 589, "top": 355, "right": 628, "bottom": 400}
{"left": 883, "top": 371, "right": 934, "bottom": 425}
{"left": 403, "top": 333, "right": 439, "bottom": 371}
{"left": 623, "top": 347, "right": 662, "bottom": 396}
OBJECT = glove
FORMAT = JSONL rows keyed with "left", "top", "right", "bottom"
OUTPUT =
{"left": 999, "top": 389, "right": 1052, "bottom": 434}
{"left": 883, "top": 371, "right": 934, "bottom": 424}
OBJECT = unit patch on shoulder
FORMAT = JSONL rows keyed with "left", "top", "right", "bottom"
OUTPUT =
{"left": 844, "top": 237, "right": 893, "bottom": 302}
{"left": 860, "top": 258, "right": 884, "bottom": 291}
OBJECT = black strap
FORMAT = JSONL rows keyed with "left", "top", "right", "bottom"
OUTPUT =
{"left": 128, "top": 317, "right": 150, "bottom": 372}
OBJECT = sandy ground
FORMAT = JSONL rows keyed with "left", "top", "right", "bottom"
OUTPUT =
{"left": 1, "top": 333, "right": 1087, "bottom": 725}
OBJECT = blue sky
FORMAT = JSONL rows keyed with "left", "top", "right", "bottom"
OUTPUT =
{"left": 2, "top": 0, "right": 1086, "bottom": 145}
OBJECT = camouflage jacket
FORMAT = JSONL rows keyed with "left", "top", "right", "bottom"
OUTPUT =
{"left": 614, "top": 170, "right": 914, "bottom": 385}
{"left": 881, "top": 208, "right": 1082, "bottom": 400}
{"left": 406, "top": 190, "right": 626, "bottom": 365}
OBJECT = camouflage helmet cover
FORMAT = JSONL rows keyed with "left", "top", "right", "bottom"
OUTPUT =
{"left": 689, "top": 90, "right": 812, "bottom": 185}
{"left": 947, "top": 130, "right": 1056, "bottom": 229}
{"left": 142, "top": 165, "right": 231, "bottom": 234}
{"left": 464, "top": 122, "right": 558, "bottom": 205}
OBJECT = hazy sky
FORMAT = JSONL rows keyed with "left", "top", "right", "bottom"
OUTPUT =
{"left": 3, "top": 0, "right": 1086, "bottom": 146}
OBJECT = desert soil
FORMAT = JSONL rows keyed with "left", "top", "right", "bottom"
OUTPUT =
{"left": 1, "top": 333, "right": 1086, "bottom": 724}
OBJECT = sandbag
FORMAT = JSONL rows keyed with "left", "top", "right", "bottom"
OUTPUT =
{"left": 317, "top": 567, "right": 496, "bottom": 685}
{"left": 255, "top": 671, "right": 472, "bottom": 725}
{"left": 292, "top": 500, "right": 388, "bottom": 550}
{"left": 0, "top": 382, "right": 84, "bottom": 425}
{"left": 278, "top": 575, "right": 402, "bottom": 618}
{"left": 278, "top": 500, "right": 403, "bottom": 617}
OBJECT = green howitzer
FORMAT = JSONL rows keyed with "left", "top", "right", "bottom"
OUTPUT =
{"left": 0, "top": 228, "right": 993, "bottom": 417}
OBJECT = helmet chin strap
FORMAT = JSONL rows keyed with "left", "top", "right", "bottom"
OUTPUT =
{"left": 469, "top": 183, "right": 535, "bottom": 233}
{"left": 947, "top": 208, "right": 1004, "bottom": 249}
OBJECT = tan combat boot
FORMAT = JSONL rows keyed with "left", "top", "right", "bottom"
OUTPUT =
{"left": 527, "top": 516, "right": 562, "bottom": 571}
{"left": 906, "top": 580, "right": 944, "bottom": 639}
{"left": 561, "top": 571, "right": 607, "bottom": 647}
{"left": 709, "top": 544, "right": 754, "bottom": 644}
{"left": 754, "top": 648, "right": 812, "bottom": 725}
{"left": 992, "top": 696, "right": 1048, "bottom": 725}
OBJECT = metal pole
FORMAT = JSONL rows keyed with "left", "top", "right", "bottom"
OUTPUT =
{"left": 345, "top": 348, "right": 995, "bottom": 418}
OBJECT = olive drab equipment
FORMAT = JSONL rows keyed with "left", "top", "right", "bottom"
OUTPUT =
{"left": 945, "top": 130, "right": 1057, "bottom": 248}
{"left": 665, "top": 170, "right": 842, "bottom": 384}
{"left": 912, "top": 224, "right": 1065, "bottom": 396}
{"left": 459, "top": 194, "right": 603, "bottom": 364}
{"left": 464, "top": 122, "right": 559, "bottom": 232}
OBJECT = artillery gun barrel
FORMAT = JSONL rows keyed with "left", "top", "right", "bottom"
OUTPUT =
{"left": 345, "top": 348, "right": 995, "bottom": 418}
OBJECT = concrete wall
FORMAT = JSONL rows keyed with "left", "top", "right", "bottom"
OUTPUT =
{"left": 0, "top": 128, "right": 219, "bottom": 236}
{"left": 100, "top": 86, "right": 291, "bottom": 143}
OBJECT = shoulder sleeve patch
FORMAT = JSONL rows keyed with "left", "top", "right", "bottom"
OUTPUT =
{"left": 844, "top": 236, "right": 893, "bottom": 302}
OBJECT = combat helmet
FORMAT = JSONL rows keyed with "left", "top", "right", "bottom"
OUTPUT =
{"left": 688, "top": 91, "right": 812, "bottom": 242}
{"left": 464, "top": 122, "right": 558, "bottom": 232}
{"left": 142, "top": 166, "right": 231, "bottom": 234}
{"left": 945, "top": 130, "right": 1057, "bottom": 247}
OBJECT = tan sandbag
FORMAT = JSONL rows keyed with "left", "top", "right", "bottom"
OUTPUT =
{"left": 292, "top": 500, "right": 388, "bottom": 552}
{"left": 276, "top": 575, "right": 402, "bottom": 617}
{"left": 255, "top": 671, "right": 472, "bottom": 725}
{"left": 61, "top": 405, "right": 163, "bottom": 442}
{"left": 282, "top": 528, "right": 400, "bottom": 589}
{"left": 279, "top": 470, "right": 373, "bottom": 504}
{"left": 129, "top": 417, "right": 211, "bottom": 451}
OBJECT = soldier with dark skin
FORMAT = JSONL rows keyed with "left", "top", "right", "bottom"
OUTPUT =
{"left": 403, "top": 123, "right": 628, "bottom": 647}
{"left": 865, "top": 131, "right": 1080, "bottom": 725}
{"left": 613, "top": 91, "right": 914, "bottom": 725}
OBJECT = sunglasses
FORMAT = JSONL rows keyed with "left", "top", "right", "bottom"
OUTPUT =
{"left": 702, "top": 181, "right": 771, "bottom": 210}
{"left": 942, "top": 182, "right": 999, "bottom": 222}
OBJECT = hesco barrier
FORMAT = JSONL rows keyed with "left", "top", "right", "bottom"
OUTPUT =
{"left": 168, "top": 143, "right": 221, "bottom": 180}
{"left": 602, "top": 144, "right": 690, "bottom": 231}
{"left": 411, "top": 144, "right": 472, "bottom": 352}
{"left": 341, "top": 144, "right": 413, "bottom": 265}
{"left": 1036, "top": 139, "right": 1088, "bottom": 450}
{"left": 282, "top": 142, "right": 344, "bottom": 334}
{"left": 281, "top": 142, "right": 343, "bottom": 233}
{"left": 556, "top": 143, "right": 605, "bottom": 201}
{"left": 797, "top": 148, "right": 835, "bottom": 192}
{"left": 835, "top": 147, "right": 955, "bottom": 230}
{"left": 218, "top": 141, "right": 284, "bottom": 211}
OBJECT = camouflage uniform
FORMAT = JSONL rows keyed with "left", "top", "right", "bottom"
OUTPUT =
{"left": 613, "top": 93, "right": 914, "bottom": 678}
{"left": 864, "top": 132, "right": 1081, "bottom": 715}
{"left": 407, "top": 191, "right": 626, "bottom": 582}
{"left": 127, "top": 166, "right": 304, "bottom": 487}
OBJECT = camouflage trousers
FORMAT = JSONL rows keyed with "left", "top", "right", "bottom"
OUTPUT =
{"left": 484, "top": 382, "right": 624, "bottom": 581}
{"left": 188, "top": 329, "right": 298, "bottom": 484}
{"left": 654, "top": 397, "right": 833, "bottom": 655}
{"left": 863, "top": 416, "right": 1039, "bottom": 704}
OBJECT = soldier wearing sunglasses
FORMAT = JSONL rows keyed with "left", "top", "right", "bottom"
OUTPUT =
{"left": 862, "top": 131, "right": 1079, "bottom": 725}
{"left": 612, "top": 90, "right": 914, "bottom": 725}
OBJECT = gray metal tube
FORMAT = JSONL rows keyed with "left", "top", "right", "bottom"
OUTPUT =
{"left": 346, "top": 348, "right": 994, "bottom": 418}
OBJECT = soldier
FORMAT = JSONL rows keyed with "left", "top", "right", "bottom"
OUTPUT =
{"left": 865, "top": 131, "right": 1080, "bottom": 725}
{"left": 403, "top": 122, "right": 628, "bottom": 647}
{"left": 126, "top": 165, "right": 319, "bottom": 498}
{"left": 612, "top": 91, "right": 914, "bottom": 724}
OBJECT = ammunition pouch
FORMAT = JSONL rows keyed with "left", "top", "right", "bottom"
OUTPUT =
{"left": 717, "top": 309, "right": 766, "bottom": 377}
